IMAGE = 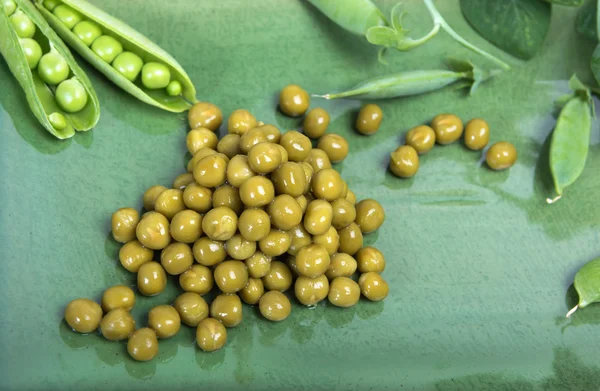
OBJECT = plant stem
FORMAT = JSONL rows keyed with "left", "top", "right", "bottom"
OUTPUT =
{"left": 408, "top": 22, "right": 441, "bottom": 48}
{"left": 423, "top": 0, "right": 511, "bottom": 71}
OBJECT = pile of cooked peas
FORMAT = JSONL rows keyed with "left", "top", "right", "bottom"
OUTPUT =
{"left": 389, "top": 114, "right": 518, "bottom": 178}
{"left": 42, "top": 0, "right": 182, "bottom": 96}
{"left": 64, "top": 84, "right": 389, "bottom": 362}
{"left": 5, "top": 0, "right": 88, "bottom": 128}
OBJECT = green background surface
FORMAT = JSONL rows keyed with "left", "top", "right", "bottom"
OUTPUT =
{"left": 1, "top": 0, "right": 600, "bottom": 390}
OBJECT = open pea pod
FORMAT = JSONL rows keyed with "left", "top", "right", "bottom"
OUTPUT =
{"left": 34, "top": 0, "right": 197, "bottom": 112}
{"left": 0, "top": 0, "right": 99, "bottom": 139}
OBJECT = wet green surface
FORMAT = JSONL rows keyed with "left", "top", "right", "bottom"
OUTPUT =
{"left": 1, "top": 0, "right": 599, "bottom": 390}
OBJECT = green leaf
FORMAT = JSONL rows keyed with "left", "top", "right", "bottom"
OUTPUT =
{"left": 542, "top": 0, "right": 584, "bottom": 5}
{"left": 574, "top": 256, "right": 600, "bottom": 309}
{"left": 549, "top": 78, "right": 592, "bottom": 196}
{"left": 366, "top": 26, "right": 402, "bottom": 47}
{"left": 391, "top": 2, "right": 406, "bottom": 33}
{"left": 597, "top": 0, "right": 600, "bottom": 39}
{"left": 460, "top": 0, "right": 552, "bottom": 60}
{"left": 591, "top": 44, "right": 600, "bottom": 85}
{"left": 575, "top": 0, "right": 597, "bottom": 40}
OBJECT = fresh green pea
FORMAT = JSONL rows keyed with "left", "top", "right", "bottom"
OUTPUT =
{"left": 37, "top": 51, "right": 70, "bottom": 85}
{"left": 72, "top": 20, "right": 102, "bottom": 46}
{"left": 548, "top": 75, "right": 592, "bottom": 202}
{"left": 317, "top": 59, "right": 486, "bottom": 100}
{"left": 48, "top": 112, "right": 66, "bottom": 130}
{"left": 56, "top": 78, "right": 88, "bottom": 113}
{"left": 10, "top": 10, "right": 35, "bottom": 38}
{"left": 20, "top": 38, "right": 42, "bottom": 69}
{"left": 52, "top": 4, "right": 82, "bottom": 29}
{"left": 112, "top": 51, "right": 143, "bottom": 82}
{"left": 90, "top": 35, "right": 123, "bottom": 63}
{"left": 166, "top": 80, "right": 182, "bottom": 96}
{"left": 35, "top": 0, "right": 197, "bottom": 112}
{"left": 141, "top": 62, "right": 171, "bottom": 89}
{"left": 43, "top": 0, "right": 59, "bottom": 11}
{"left": 3, "top": 0, "right": 16, "bottom": 16}
{"left": 566, "top": 256, "right": 600, "bottom": 318}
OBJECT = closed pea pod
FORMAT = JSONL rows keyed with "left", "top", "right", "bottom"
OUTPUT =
{"left": 0, "top": 0, "right": 99, "bottom": 138}
{"left": 35, "top": 0, "right": 197, "bottom": 112}
{"left": 548, "top": 75, "right": 593, "bottom": 201}
{"left": 317, "top": 59, "right": 485, "bottom": 100}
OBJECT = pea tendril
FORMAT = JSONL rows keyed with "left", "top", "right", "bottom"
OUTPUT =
{"left": 422, "top": 0, "right": 511, "bottom": 71}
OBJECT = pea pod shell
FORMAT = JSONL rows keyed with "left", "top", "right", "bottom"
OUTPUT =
{"left": 35, "top": 0, "right": 197, "bottom": 113}
{"left": 573, "top": 256, "right": 600, "bottom": 309}
{"left": 307, "top": 0, "right": 387, "bottom": 36}
{"left": 549, "top": 89, "right": 592, "bottom": 196}
{"left": 318, "top": 69, "right": 468, "bottom": 100}
{"left": 0, "top": 0, "right": 99, "bottom": 138}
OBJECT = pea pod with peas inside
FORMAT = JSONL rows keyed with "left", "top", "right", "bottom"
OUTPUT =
{"left": 547, "top": 75, "right": 593, "bottom": 203}
{"left": 34, "top": 0, "right": 197, "bottom": 112}
{"left": 0, "top": 0, "right": 99, "bottom": 139}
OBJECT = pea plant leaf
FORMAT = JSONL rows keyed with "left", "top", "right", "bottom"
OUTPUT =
{"left": 366, "top": 2, "right": 440, "bottom": 52}
{"left": 542, "top": 0, "right": 584, "bottom": 5}
{"left": 590, "top": 44, "right": 600, "bottom": 85}
{"left": 597, "top": 0, "right": 600, "bottom": 39}
{"left": 460, "top": 0, "right": 552, "bottom": 60}
{"left": 575, "top": 0, "right": 597, "bottom": 40}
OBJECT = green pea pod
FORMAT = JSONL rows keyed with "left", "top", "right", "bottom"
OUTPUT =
{"left": 307, "top": 0, "right": 439, "bottom": 53}
{"left": 315, "top": 59, "right": 488, "bottom": 100}
{"left": 34, "top": 0, "right": 197, "bottom": 113}
{"left": 0, "top": 0, "right": 99, "bottom": 139}
{"left": 548, "top": 75, "right": 592, "bottom": 200}
{"left": 566, "top": 256, "right": 600, "bottom": 318}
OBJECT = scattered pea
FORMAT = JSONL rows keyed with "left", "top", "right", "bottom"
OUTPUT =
{"left": 279, "top": 84, "right": 310, "bottom": 117}
{"left": 303, "top": 107, "right": 330, "bottom": 138}
{"left": 405, "top": 125, "right": 436, "bottom": 155}
{"left": 389, "top": 145, "right": 419, "bottom": 178}
{"left": 431, "top": 113, "right": 463, "bottom": 144}
{"left": 464, "top": 118, "right": 490, "bottom": 151}
{"left": 317, "top": 133, "right": 349, "bottom": 163}
{"left": 356, "top": 104, "right": 382, "bottom": 135}
{"left": 63, "top": 99, "right": 394, "bottom": 359}
{"left": 486, "top": 141, "right": 517, "bottom": 170}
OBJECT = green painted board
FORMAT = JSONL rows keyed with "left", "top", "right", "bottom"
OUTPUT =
{"left": 1, "top": 0, "right": 600, "bottom": 389}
